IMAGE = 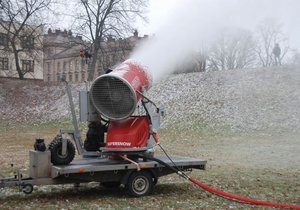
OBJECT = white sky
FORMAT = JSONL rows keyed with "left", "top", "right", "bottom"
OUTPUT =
{"left": 136, "top": 0, "right": 300, "bottom": 51}
{"left": 53, "top": 0, "right": 300, "bottom": 51}
{"left": 136, "top": 0, "right": 179, "bottom": 35}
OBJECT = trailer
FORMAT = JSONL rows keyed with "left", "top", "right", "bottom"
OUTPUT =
{"left": 0, "top": 150, "right": 206, "bottom": 197}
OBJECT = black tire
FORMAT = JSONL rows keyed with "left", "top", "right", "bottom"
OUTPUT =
{"left": 101, "top": 182, "right": 120, "bottom": 188}
{"left": 48, "top": 135, "right": 75, "bottom": 165}
{"left": 22, "top": 184, "right": 33, "bottom": 194}
{"left": 125, "top": 171, "right": 154, "bottom": 197}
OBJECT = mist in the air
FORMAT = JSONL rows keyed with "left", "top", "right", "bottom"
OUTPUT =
{"left": 131, "top": 0, "right": 300, "bottom": 82}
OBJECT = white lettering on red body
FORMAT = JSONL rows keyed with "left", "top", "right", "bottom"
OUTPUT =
{"left": 107, "top": 142, "right": 131, "bottom": 147}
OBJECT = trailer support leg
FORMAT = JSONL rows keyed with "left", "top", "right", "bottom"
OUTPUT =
{"left": 16, "top": 169, "right": 22, "bottom": 192}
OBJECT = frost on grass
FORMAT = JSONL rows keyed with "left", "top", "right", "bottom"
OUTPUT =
{"left": 148, "top": 65, "right": 300, "bottom": 133}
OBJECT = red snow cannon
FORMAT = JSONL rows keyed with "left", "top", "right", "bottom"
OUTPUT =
{"left": 105, "top": 116, "right": 150, "bottom": 149}
{"left": 90, "top": 59, "right": 152, "bottom": 120}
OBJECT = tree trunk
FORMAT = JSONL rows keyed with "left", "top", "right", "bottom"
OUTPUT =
{"left": 88, "top": 47, "right": 99, "bottom": 81}
{"left": 11, "top": 43, "right": 24, "bottom": 80}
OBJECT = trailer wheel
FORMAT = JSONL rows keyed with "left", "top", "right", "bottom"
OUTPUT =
{"left": 125, "top": 171, "right": 153, "bottom": 197}
{"left": 22, "top": 184, "right": 33, "bottom": 194}
{"left": 48, "top": 135, "right": 75, "bottom": 165}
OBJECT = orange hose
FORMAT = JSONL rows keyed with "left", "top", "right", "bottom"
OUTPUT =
{"left": 189, "top": 177, "right": 300, "bottom": 209}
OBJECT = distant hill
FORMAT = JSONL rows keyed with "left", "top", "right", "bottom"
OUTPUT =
{"left": 1, "top": 65, "right": 300, "bottom": 133}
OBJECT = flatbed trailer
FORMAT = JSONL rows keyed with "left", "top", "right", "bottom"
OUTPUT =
{"left": 0, "top": 150, "right": 206, "bottom": 196}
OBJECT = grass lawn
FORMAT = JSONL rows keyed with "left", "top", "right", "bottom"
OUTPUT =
{"left": 0, "top": 121, "right": 299, "bottom": 209}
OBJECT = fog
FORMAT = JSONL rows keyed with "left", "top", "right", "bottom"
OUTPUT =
{"left": 131, "top": 0, "right": 300, "bottom": 81}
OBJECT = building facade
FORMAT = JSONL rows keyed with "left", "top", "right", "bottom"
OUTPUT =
{"left": 43, "top": 29, "right": 89, "bottom": 82}
{"left": 0, "top": 21, "right": 44, "bottom": 79}
{"left": 43, "top": 29, "right": 145, "bottom": 82}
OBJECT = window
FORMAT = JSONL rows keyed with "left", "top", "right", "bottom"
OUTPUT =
{"left": 69, "top": 61, "right": 73, "bottom": 72}
{"left": 57, "top": 62, "right": 61, "bottom": 72}
{"left": 63, "top": 61, "right": 67, "bottom": 72}
{"left": 47, "top": 74, "right": 51, "bottom": 81}
{"left": 75, "top": 60, "right": 79, "bottom": 72}
{"left": 57, "top": 73, "right": 60, "bottom": 81}
{"left": 69, "top": 73, "right": 72, "bottom": 82}
{"left": 81, "top": 71, "right": 85, "bottom": 81}
{"left": 62, "top": 72, "right": 66, "bottom": 80}
{"left": 47, "top": 62, "right": 51, "bottom": 73}
{"left": 21, "top": 60, "right": 34, "bottom": 72}
{"left": 0, "top": 33, "right": 8, "bottom": 46}
{"left": 21, "top": 36, "right": 34, "bottom": 49}
{"left": 75, "top": 73, "right": 78, "bottom": 82}
{"left": 63, "top": 61, "right": 67, "bottom": 73}
{"left": 0, "top": 57, "right": 9, "bottom": 70}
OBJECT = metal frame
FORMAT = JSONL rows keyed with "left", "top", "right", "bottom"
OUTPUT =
{"left": 139, "top": 88, "right": 164, "bottom": 150}
{"left": 51, "top": 156, "right": 206, "bottom": 178}
{"left": 0, "top": 154, "right": 206, "bottom": 192}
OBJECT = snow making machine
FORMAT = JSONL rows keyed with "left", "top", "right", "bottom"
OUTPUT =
{"left": 0, "top": 59, "right": 206, "bottom": 196}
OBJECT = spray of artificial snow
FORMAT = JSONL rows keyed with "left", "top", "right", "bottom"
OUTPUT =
{"left": 131, "top": 0, "right": 299, "bottom": 82}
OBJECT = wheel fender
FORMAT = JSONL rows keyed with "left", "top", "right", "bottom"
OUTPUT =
{"left": 120, "top": 169, "right": 157, "bottom": 188}
{"left": 148, "top": 168, "right": 158, "bottom": 179}
{"left": 120, "top": 170, "right": 134, "bottom": 188}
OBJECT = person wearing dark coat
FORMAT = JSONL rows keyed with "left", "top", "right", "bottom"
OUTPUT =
{"left": 272, "top": 43, "right": 281, "bottom": 66}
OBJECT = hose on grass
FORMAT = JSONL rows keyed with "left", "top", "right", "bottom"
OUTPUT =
{"left": 139, "top": 143, "right": 300, "bottom": 210}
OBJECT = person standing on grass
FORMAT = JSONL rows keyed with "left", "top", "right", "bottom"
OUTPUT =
{"left": 272, "top": 43, "right": 281, "bottom": 66}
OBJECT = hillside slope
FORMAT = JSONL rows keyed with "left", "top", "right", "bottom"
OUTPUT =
{"left": 149, "top": 65, "right": 300, "bottom": 133}
{"left": 0, "top": 79, "right": 85, "bottom": 124}
{"left": 0, "top": 65, "right": 300, "bottom": 133}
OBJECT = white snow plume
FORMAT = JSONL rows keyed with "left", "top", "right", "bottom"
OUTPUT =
{"left": 131, "top": 0, "right": 300, "bottom": 82}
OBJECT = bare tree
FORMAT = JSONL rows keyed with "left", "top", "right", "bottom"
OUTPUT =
{"left": 255, "top": 18, "right": 289, "bottom": 67}
{"left": 174, "top": 50, "right": 207, "bottom": 74}
{"left": 0, "top": 0, "right": 52, "bottom": 79}
{"left": 291, "top": 50, "right": 300, "bottom": 66}
{"left": 207, "top": 28, "right": 256, "bottom": 71}
{"left": 73, "top": 0, "right": 148, "bottom": 81}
